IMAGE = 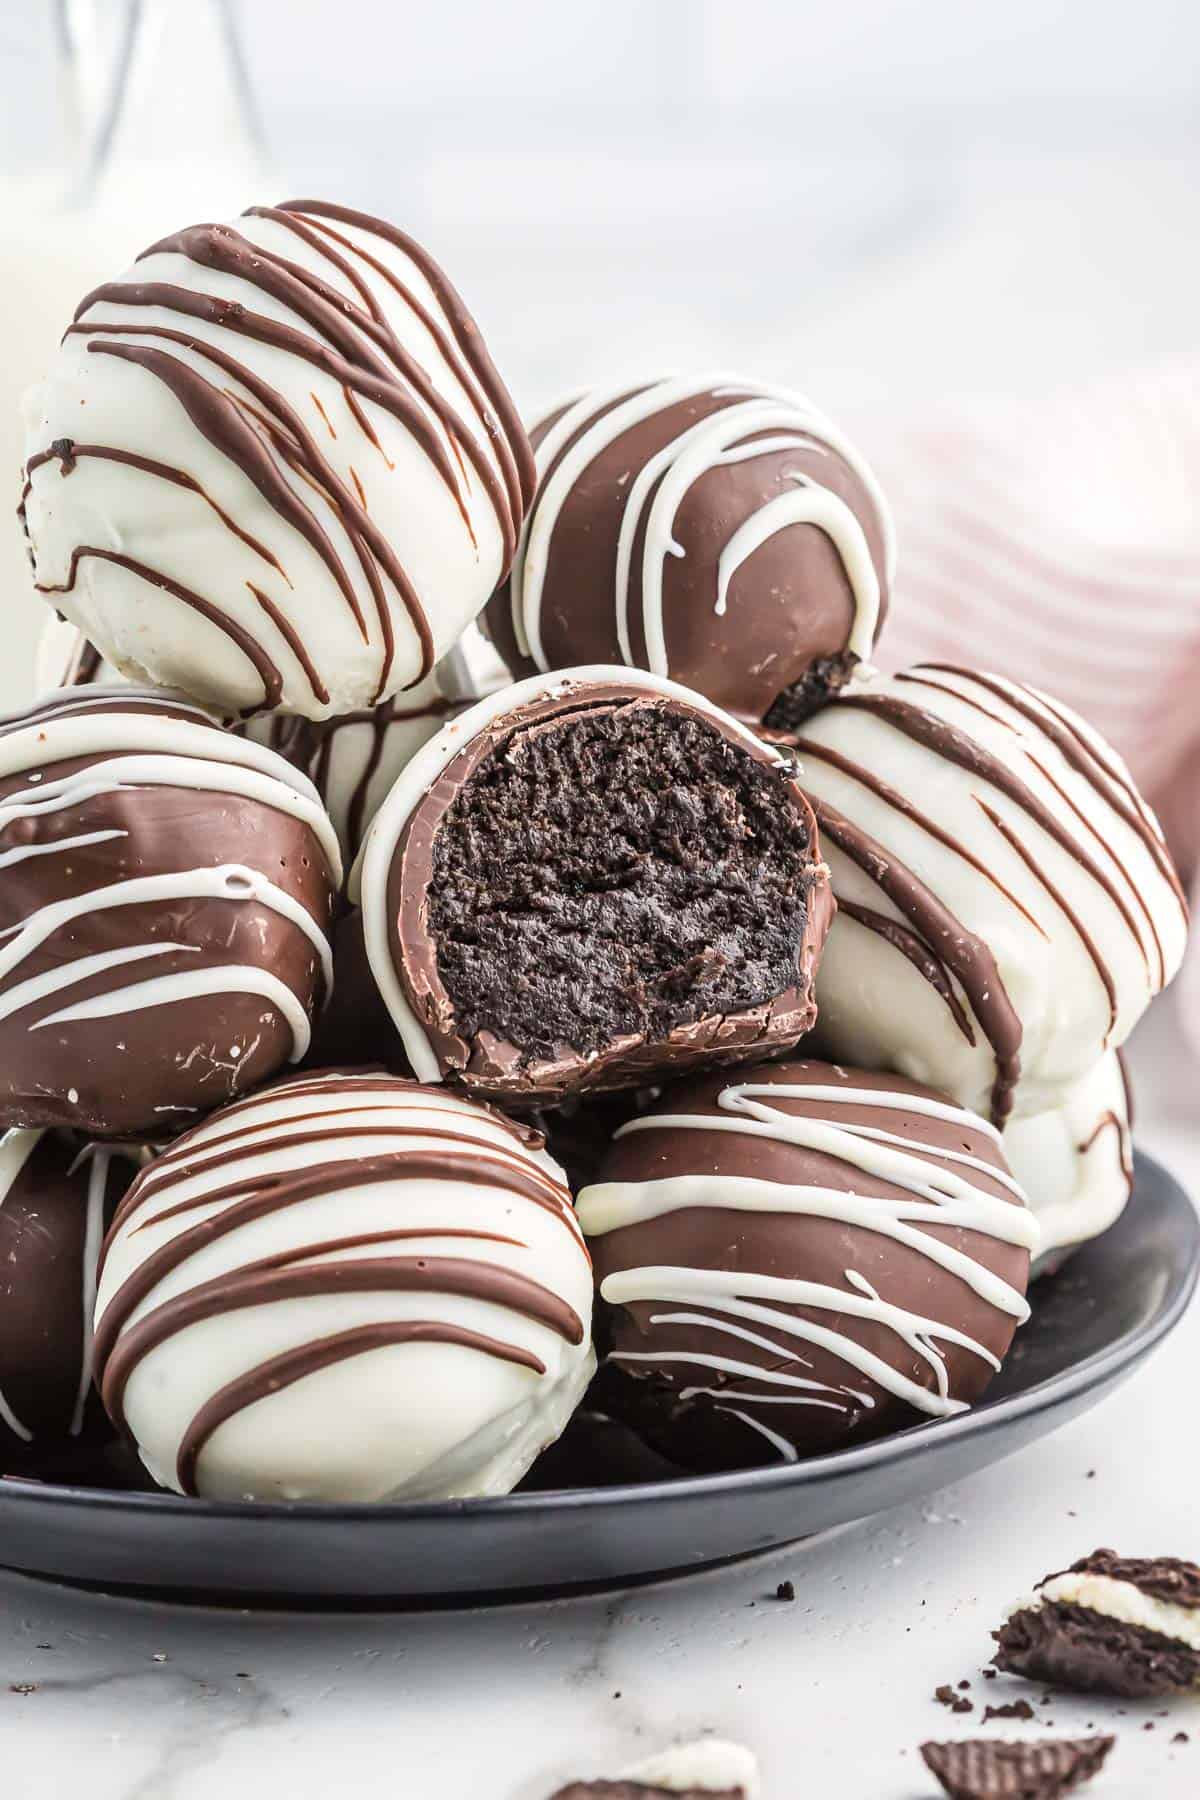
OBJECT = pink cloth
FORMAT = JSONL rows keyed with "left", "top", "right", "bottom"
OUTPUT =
{"left": 870, "top": 356, "right": 1200, "bottom": 1040}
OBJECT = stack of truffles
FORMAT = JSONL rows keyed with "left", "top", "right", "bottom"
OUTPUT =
{"left": 1, "top": 199, "right": 1185, "bottom": 1503}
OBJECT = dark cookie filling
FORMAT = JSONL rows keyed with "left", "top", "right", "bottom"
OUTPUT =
{"left": 763, "top": 648, "right": 860, "bottom": 735}
{"left": 427, "top": 702, "right": 817, "bottom": 1062}
{"left": 995, "top": 1600, "right": 1200, "bottom": 1698}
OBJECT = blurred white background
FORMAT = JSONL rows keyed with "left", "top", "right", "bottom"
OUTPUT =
{"left": 2, "top": 0, "right": 1198, "bottom": 706}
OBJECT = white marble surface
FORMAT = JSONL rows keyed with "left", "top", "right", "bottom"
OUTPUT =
{"left": 0, "top": 999, "right": 1194, "bottom": 1799}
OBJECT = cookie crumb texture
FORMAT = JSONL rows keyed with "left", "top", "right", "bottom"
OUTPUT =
{"left": 428, "top": 703, "right": 816, "bottom": 1063}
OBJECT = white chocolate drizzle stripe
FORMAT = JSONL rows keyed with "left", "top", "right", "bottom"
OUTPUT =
{"left": 37, "top": 967, "right": 313, "bottom": 1062}
{"left": 580, "top": 1174, "right": 1036, "bottom": 1312}
{"left": 616, "top": 1084, "right": 1023, "bottom": 1204}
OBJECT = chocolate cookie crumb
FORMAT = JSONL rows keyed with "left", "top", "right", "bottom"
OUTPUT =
{"left": 936, "top": 1684, "right": 974, "bottom": 1714}
{"left": 983, "top": 1699, "right": 1036, "bottom": 1723}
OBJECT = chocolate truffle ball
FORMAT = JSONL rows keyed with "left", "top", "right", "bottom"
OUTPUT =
{"left": 1005, "top": 1051, "right": 1133, "bottom": 1278}
{"left": 0, "top": 687, "right": 340, "bottom": 1138}
{"left": 21, "top": 200, "right": 534, "bottom": 719}
{"left": 793, "top": 665, "right": 1188, "bottom": 1123}
{"left": 576, "top": 1059, "right": 1036, "bottom": 1470}
{"left": 354, "top": 667, "right": 834, "bottom": 1105}
{"left": 485, "top": 375, "right": 893, "bottom": 727}
{"left": 0, "top": 1128, "right": 139, "bottom": 1465}
{"left": 93, "top": 1071, "right": 595, "bottom": 1501}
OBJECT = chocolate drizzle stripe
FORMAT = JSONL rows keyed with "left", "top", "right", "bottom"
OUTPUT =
{"left": 242, "top": 208, "right": 511, "bottom": 558}
{"left": 246, "top": 586, "right": 331, "bottom": 707}
{"left": 1079, "top": 1110, "right": 1134, "bottom": 1180}
{"left": 65, "top": 319, "right": 433, "bottom": 687}
{"left": 280, "top": 199, "right": 536, "bottom": 511}
{"left": 110, "top": 1124, "right": 572, "bottom": 1245}
{"left": 123, "top": 1105, "right": 563, "bottom": 1199}
{"left": 94, "top": 1149, "right": 584, "bottom": 1372}
{"left": 838, "top": 692, "right": 1159, "bottom": 981}
{"left": 89, "top": 337, "right": 369, "bottom": 637}
{"left": 918, "top": 663, "right": 1188, "bottom": 913}
{"left": 37, "top": 545, "right": 285, "bottom": 708}
{"left": 80, "top": 267, "right": 463, "bottom": 505}
{"left": 792, "top": 735, "right": 1048, "bottom": 936}
{"left": 139, "top": 1071, "right": 545, "bottom": 1151}
{"left": 894, "top": 669, "right": 1161, "bottom": 981}
{"left": 173, "top": 1320, "right": 546, "bottom": 1495}
{"left": 838, "top": 899, "right": 976, "bottom": 1045}
{"left": 24, "top": 442, "right": 286, "bottom": 576}
{"left": 1026, "top": 750, "right": 1163, "bottom": 986}
{"left": 812, "top": 795, "right": 1022, "bottom": 1124}
{"left": 976, "top": 799, "right": 1118, "bottom": 1038}
{"left": 99, "top": 1253, "right": 583, "bottom": 1426}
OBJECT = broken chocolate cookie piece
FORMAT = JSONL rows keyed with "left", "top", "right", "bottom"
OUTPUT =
{"left": 994, "top": 1549, "right": 1200, "bottom": 1698}
{"left": 548, "top": 1738, "right": 758, "bottom": 1799}
{"left": 921, "top": 1735, "right": 1114, "bottom": 1800}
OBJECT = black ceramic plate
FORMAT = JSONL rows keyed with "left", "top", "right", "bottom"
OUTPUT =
{"left": 0, "top": 1151, "right": 1194, "bottom": 1607}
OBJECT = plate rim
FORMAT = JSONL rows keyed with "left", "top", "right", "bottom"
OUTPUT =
{"left": 2, "top": 1146, "right": 1195, "bottom": 1527}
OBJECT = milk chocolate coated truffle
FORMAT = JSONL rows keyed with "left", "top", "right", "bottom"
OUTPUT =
{"left": 485, "top": 375, "right": 892, "bottom": 726}
{"left": 93, "top": 1071, "right": 595, "bottom": 1501}
{"left": 0, "top": 687, "right": 340, "bottom": 1137}
{"left": 0, "top": 1128, "right": 138, "bottom": 1464}
{"left": 22, "top": 201, "right": 533, "bottom": 719}
{"left": 577, "top": 1059, "right": 1036, "bottom": 1470}
{"left": 354, "top": 668, "right": 833, "bottom": 1104}
{"left": 794, "top": 665, "right": 1188, "bottom": 1122}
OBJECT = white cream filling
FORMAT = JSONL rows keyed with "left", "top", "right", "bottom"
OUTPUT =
{"left": 1013, "top": 1571, "right": 1200, "bottom": 1651}
{"left": 621, "top": 1738, "right": 760, "bottom": 1796}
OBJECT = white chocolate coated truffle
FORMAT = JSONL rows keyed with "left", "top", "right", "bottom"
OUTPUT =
{"left": 93, "top": 1072, "right": 595, "bottom": 1502}
{"left": 21, "top": 202, "right": 533, "bottom": 720}
{"left": 1005, "top": 1051, "right": 1133, "bottom": 1273}
{"left": 794, "top": 665, "right": 1187, "bottom": 1122}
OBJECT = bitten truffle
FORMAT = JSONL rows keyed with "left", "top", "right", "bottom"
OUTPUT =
{"left": 354, "top": 668, "right": 833, "bottom": 1105}
{"left": 486, "top": 374, "right": 892, "bottom": 727}
{"left": 577, "top": 1059, "right": 1035, "bottom": 1470}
